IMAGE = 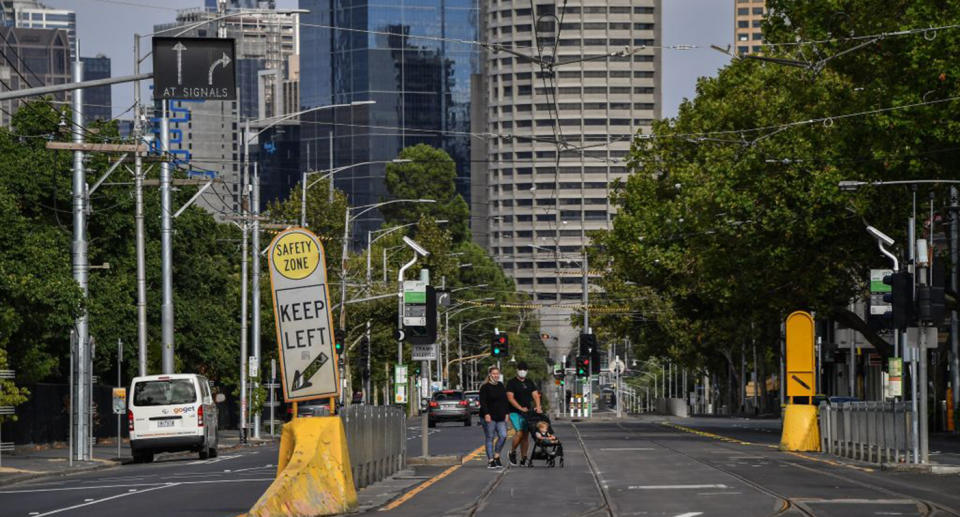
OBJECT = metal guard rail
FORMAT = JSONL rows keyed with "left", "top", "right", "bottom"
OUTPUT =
{"left": 819, "top": 401, "right": 914, "bottom": 464}
{"left": 340, "top": 405, "right": 406, "bottom": 489}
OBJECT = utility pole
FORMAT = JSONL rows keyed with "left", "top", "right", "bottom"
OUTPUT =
{"left": 160, "top": 98, "right": 174, "bottom": 374}
{"left": 133, "top": 35, "right": 147, "bottom": 377}
{"left": 70, "top": 55, "right": 90, "bottom": 462}
{"left": 251, "top": 162, "right": 261, "bottom": 438}
{"left": 951, "top": 186, "right": 960, "bottom": 434}
{"left": 239, "top": 121, "right": 250, "bottom": 442}
{"left": 328, "top": 130, "right": 334, "bottom": 204}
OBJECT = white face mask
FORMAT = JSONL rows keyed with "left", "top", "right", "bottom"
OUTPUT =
{"left": 517, "top": 369, "right": 528, "bottom": 378}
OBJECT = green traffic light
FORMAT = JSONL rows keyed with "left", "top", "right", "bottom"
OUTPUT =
{"left": 494, "top": 347, "right": 500, "bottom": 355}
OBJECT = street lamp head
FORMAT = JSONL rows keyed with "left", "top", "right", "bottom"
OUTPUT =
{"left": 866, "top": 225, "right": 895, "bottom": 246}
{"left": 402, "top": 236, "right": 430, "bottom": 257}
{"left": 417, "top": 199, "right": 437, "bottom": 204}
{"left": 350, "top": 100, "right": 376, "bottom": 106}
{"left": 838, "top": 180, "right": 864, "bottom": 191}
{"left": 391, "top": 159, "right": 413, "bottom": 164}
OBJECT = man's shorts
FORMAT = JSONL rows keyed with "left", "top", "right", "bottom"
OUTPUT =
{"left": 509, "top": 412, "right": 526, "bottom": 432}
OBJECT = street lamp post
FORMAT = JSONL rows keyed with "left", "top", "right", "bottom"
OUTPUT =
{"left": 239, "top": 100, "right": 374, "bottom": 439}
{"left": 337, "top": 201, "right": 435, "bottom": 404}
{"left": 300, "top": 156, "right": 409, "bottom": 227}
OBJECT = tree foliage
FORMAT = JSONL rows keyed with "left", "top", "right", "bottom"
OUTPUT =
{"left": 595, "top": 0, "right": 960, "bottom": 381}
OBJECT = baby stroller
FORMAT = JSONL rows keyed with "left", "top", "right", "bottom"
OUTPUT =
{"left": 525, "top": 412, "right": 564, "bottom": 467}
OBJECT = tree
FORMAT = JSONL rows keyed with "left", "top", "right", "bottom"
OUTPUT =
{"left": 382, "top": 144, "right": 469, "bottom": 242}
{"left": 595, "top": 0, "right": 960, "bottom": 404}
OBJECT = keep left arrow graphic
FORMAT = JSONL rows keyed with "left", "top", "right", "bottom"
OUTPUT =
{"left": 208, "top": 52, "right": 231, "bottom": 86}
{"left": 290, "top": 351, "right": 329, "bottom": 392}
{"left": 172, "top": 42, "right": 187, "bottom": 85}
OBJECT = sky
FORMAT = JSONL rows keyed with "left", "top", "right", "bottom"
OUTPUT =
{"left": 44, "top": 0, "right": 732, "bottom": 119}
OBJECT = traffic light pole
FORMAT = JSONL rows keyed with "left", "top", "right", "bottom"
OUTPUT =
{"left": 951, "top": 187, "right": 960, "bottom": 435}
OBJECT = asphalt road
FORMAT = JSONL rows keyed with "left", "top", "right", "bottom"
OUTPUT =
{"left": 377, "top": 416, "right": 960, "bottom": 517}
{"left": 0, "top": 445, "right": 278, "bottom": 516}
{"left": 4, "top": 416, "right": 959, "bottom": 516}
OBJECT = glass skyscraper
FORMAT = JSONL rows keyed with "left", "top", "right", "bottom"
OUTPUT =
{"left": 298, "top": 0, "right": 481, "bottom": 241}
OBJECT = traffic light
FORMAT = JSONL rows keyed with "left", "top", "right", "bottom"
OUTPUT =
{"left": 405, "top": 285, "right": 438, "bottom": 345}
{"left": 590, "top": 348, "right": 601, "bottom": 375}
{"left": 334, "top": 329, "right": 345, "bottom": 354}
{"left": 882, "top": 272, "right": 914, "bottom": 329}
{"left": 576, "top": 355, "right": 590, "bottom": 377}
{"left": 492, "top": 333, "right": 508, "bottom": 357}
{"left": 579, "top": 333, "right": 597, "bottom": 356}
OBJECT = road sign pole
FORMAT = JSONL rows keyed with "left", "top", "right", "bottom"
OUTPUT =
{"left": 117, "top": 338, "right": 122, "bottom": 459}
{"left": 239, "top": 124, "right": 249, "bottom": 440}
{"left": 70, "top": 56, "right": 90, "bottom": 462}
{"left": 133, "top": 35, "right": 148, "bottom": 378}
{"left": 160, "top": 100, "right": 174, "bottom": 375}
{"left": 421, "top": 360, "right": 429, "bottom": 458}
{"left": 252, "top": 162, "right": 261, "bottom": 439}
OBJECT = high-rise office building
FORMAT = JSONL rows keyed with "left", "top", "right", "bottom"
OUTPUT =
{"left": 154, "top": 5, "right": 300, "bottom": 216}
{"left": 1, "top": 1, "right": 76, "bottom": 59}
{"left": 80, "top": 54, "right": 110, "bottom": 123}
{"left": 734, "top": 0, "right": 765, "bottom": 56}
{"left": 477, "top": 1, "right": 661, "bottom": 356}
{"left": 0, "top": 25, "right": 70, "bottom": 127}
{"left": 298, "top": 0, "right": 481, "bottom": 243}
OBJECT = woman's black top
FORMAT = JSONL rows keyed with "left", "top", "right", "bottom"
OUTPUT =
{"left": 479, "top": 381, "right": 509, "bottom": 421}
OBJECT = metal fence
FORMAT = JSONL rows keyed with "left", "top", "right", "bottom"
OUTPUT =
{"left": 819, "top": 401, "right": 914, "bottom": 464}
{"left": 341, "top": 405, "right": 406, "bottom": 490}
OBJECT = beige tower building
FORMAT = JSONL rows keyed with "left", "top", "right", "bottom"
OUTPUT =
{"left": 474, "top": 1, "right": 662, "bottom": 359}
{"left": 735, "top": 0, "right": 765, "bottom": 55}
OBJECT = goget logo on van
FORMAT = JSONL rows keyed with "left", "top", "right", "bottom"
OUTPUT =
{"left": 161, "top": 406, "right": 196, "bottom": 415}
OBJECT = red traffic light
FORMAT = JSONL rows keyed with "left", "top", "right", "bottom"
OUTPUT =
{"left": 498, "top": 337, "right": 506, "bottom": 344}
{"left": 583, "top": 359, "right": 589, "bottom": 365}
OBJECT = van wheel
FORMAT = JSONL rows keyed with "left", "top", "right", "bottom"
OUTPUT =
{"left": 199, "top": 447, "right": 210, "bottom": 460}
{"left": 134, "top": 450, "right": 154, "bottom": 463}
{"left": 208, "top": 446, "right": 218, "bottom": 458}
{"left": 463, "top": 418, "right": 471, "bottom": 427}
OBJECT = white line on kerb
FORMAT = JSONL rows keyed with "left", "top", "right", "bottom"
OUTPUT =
{"left": 30, "top": 483, "right": 178, "bottom": 516}
{"left": 674, "top": 513, "right": 704, "bottom": 517}
{"left": 628, "top": 484, "right": 728, "bottom": 490}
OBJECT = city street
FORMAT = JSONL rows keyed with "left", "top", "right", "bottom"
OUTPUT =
{"left": 378, "top": 416, "right": 960, "bottom": 517}
{"left": 2, "top": 416, "right": 959, "bottom": 516}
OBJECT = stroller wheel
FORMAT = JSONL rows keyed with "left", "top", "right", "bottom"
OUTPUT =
{"left": 559, "top": 457, "right": 564, "bottom": 468}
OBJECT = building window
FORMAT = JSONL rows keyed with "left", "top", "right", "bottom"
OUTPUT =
{"left": 753, "top": 7, "right": 764, "bottom": 14}
{"left": 737, "top": 7, "right": 749, "bottom": 15}
{"left": 738, "top": 20, "right": 749, "bottom": 28}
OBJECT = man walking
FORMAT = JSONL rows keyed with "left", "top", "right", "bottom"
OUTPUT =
{"left": 506, "top": 361, "right": 541, "bottom": 466}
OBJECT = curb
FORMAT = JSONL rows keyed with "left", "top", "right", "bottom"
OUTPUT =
{"left": 0, "top": 459, "right": 119, "bottom": 487}
{"left": 406, "top": 455, "right": 462, "bottom": 467}
{"left": 881, "top": 462, "right": 960, "bottom": 475}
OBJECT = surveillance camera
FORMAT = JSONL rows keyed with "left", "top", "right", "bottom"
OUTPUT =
{"left": 866, "top": 225, "right": 895, "bottom": 247}
{"left": 402, "top": 236, "right": 429, "bottom": 257}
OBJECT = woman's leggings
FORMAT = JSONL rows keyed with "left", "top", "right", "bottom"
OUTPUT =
{"left": 483, "top": 419, "right": 508, "bottom": 460}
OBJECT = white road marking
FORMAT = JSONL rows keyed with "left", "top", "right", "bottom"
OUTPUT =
{"left": 0, "top": 478, "right": 273, "bottom": 494}
{"left": 628, "top": 484, "right": 728, "bottom": 490}
{"left": 30, "top": 483, "right": 178, "bottom": 516}
{"left": 187, "top": 454, "right": 241, "bottom": 465}
{"left": 675, "top": 513, "right": 703, "bottom": 517}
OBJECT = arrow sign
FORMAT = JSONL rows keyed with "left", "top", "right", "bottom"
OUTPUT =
{"left": 267, "top": 228, "right": 339, "bottom": 402}
{"left": 152, "top": 37, "right": 236, "bottom": 101}
{"left": 291, "top": 351, "right": 328, "bottom": 391}
{"left": 172, "top": 42, "right": 187, "bottom": 85}
{"left": 208, "top": 52, "right": 231, "bottom": 86}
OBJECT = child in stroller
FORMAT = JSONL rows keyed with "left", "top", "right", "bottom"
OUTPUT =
{"left": 527, "top": 413, "right": 564, "bottom": 467}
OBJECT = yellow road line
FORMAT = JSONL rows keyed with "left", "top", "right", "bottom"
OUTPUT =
{"left": 661, "top": 422, "right": 874, "bottom": 472}
{"left": 661, "top": 422, "right": 775, "bottom": 448}
{"left": 379, "top": 446, "right": 486, "bottom": 512}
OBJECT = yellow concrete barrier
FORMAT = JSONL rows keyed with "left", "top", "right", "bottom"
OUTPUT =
{"left": 779, "top": 404, "right": 820, "bottom": 452}
{"left": 245, "top": 417, "right": 357, "bottom": 517}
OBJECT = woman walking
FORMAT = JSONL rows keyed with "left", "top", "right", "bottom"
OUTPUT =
{"left": 479, "top": 366, "right": 509, "bottom": 469}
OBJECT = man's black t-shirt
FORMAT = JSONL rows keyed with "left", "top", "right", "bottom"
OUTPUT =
{"left": 506, "top": 377, "right": 538, "bottom": 413}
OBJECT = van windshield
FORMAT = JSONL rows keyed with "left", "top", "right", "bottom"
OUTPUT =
{"left": 133, "top": 379, "right": 197, "bottom": 406}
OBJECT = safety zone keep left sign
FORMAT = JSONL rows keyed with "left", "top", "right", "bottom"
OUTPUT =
{"left": 267, "top": 228, "right": 339, "bottom": 402}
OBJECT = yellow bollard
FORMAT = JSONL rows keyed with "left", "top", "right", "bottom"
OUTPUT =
{"left": 779, "top": 404, "right": 820, "bottom": 452}
{"left": 245, "top": 417, "right": 357, "bottom": 517}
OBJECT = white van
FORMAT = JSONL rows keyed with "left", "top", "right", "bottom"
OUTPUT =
{"left": 128, "top": 374, "right": 220, "bottom": 463}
